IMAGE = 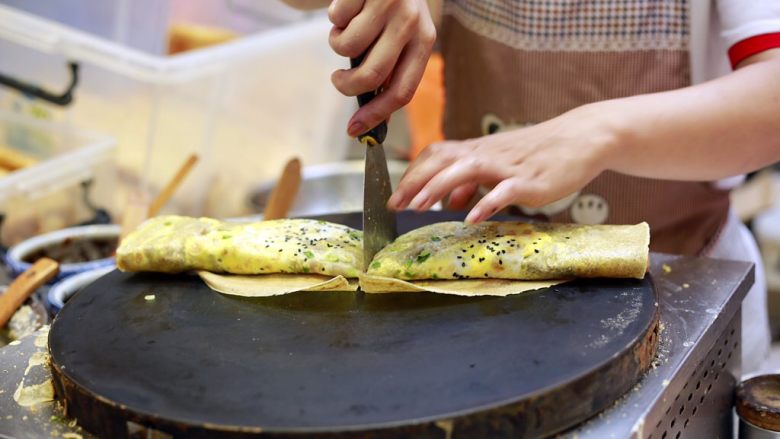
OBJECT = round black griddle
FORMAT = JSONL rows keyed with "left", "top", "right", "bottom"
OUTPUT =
{"left": 49, "top": 211, "right": 659, "bottom": 439}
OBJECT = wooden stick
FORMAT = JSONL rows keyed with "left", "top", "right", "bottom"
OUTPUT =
{"left": 147, "top": 154, "right": 199, "bottom": 218}
{"left": 263, "top": 158, "right": 302, "bottom": 220}
{"left": 0, "top": 258, "right": 59, "bottom": 328}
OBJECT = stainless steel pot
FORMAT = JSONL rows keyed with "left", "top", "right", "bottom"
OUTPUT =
{"left": 248, "top": 160, "right": 410, "bottom": 217}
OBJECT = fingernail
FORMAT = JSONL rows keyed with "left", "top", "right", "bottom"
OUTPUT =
{"left": 465, "top": 208, "right": 483, "bottom": 224}
{"left": 387, "top": 192, "right": 403, "bottom": 210}
{"left": 348, "top": 121, "right": 366, "bottom": 137}
{"left": 409, "top": 193, "right": 429, "bottom": 211}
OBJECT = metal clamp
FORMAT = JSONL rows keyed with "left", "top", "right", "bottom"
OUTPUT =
{"left": 77, "top": 179, "right": 111, "bottom": 226}
{"left": 0, "top": 62, "right": 79, "bottom": 107}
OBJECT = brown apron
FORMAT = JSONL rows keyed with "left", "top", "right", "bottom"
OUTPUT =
{"left": 440, "top": 0, "right": 730, "bottom": 256}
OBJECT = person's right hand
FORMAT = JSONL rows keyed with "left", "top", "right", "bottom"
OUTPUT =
{"left": 328, "top": 0, "right": 436, "bottom": 137}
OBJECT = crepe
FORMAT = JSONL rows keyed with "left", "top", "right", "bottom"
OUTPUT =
{"left": 359, "top": 273, "right": 565, "bottom": 296}
{"left": 367, "top": 221, "right": 649, "bottom": 281}
{"left": 118, "top": 216, "right": 649, "bottom": 298}
{"left": 198, "top": 272, "right": 358, "bottom": 297}
{"left": 116, "top": 216, "right": 363, "bottom": 278}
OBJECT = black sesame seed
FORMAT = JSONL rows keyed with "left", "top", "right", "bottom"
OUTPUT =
{"left": 479, "top": 257, "right": 485, "bottom": 262}
{"left": 461, "top": 262, "right": 466, "bottom": 268}
{"left": 534, "top": 249, "right": 539, "bottom": 254}
{"left": 499, "top": 260, "right": 503, "bottom": 265}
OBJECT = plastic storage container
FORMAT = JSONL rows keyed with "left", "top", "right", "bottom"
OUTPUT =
{"left": 0, "top": 3, "right": 355, "bottom": 218}
{"left": 0, "top": 0, "right": 316, "bottom": 55}
{"left": 0, "top": 110, "right": 116, "bottom": 246}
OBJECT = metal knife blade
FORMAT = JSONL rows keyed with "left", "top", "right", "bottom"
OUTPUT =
{"left": 363, "top": 140, "right": 397, "bottom": 268}
{"left": 348, "top": 53, "right": 398, "bottom": 268}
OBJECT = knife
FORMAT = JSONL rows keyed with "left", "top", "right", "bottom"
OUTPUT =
{"left": 350, "top": 54, "right": 398, "bottom": 269}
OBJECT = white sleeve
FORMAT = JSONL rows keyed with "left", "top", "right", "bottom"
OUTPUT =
{"left": 717, "top": 0, "right": 780, "bottom": 47}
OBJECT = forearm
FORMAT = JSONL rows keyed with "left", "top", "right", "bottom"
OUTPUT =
{"left": 599, "top": 51, "right": 780, "bottom": 181}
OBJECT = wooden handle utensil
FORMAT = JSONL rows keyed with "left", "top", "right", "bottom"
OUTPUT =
{"left": 148, "top": 154, "right": 199, "bottom": 217}
{"left": 0, "top": 258, "right": 59, "bottom": 328}
{"left": 120, "top": 154, "right": 199, "bottom": 240}
{"left": 263, "top": 158, "right": 302, "bottom": 221}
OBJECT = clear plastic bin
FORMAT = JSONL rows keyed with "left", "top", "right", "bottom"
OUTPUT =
{"left": 0, "top": 111, "right": 116, "bottom": 246}
{"left": 0, "top": 0, "right": 318, "bottom": 55}
{"left": 0, "top": 3, "right": 355, "bottom": 217}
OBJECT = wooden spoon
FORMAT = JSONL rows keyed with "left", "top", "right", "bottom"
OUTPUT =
{"left": 263, "top": 158, "right": 302, "bottom": 221}
{"left": 0, "top": 258, "right": 59, "bottom": 328}
{"left": 120, "top": 154, "right": 199, "bottom": 240}
{"left": 148, "top": 154, "right": 199, "bottom": 217}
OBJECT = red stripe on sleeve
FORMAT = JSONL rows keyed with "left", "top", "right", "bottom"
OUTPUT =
{"left": 728, "top": 33, "right": 780, "bottom": 69}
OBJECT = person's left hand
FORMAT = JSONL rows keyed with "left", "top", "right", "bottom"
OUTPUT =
{"left": 387, "top": 105, "right": 619, "bottom": 223}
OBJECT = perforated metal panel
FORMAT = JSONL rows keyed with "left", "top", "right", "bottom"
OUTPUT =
{"left": 647, "top": 314, "right": 741, "bottom": 439}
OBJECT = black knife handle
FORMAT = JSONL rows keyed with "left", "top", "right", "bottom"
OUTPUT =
{"left": 350, "top": 53, "right": 387, "bottom": 146}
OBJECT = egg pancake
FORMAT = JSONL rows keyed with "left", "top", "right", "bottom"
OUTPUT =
{"left": 367, "top": 221, "right": 649, "bottom": 281}
{"left": 116, "top": 216, "right": 363, "bottom": 278}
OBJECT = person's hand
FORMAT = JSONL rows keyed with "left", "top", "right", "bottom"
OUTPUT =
{"left": 388, "top": 105, "right": 619, "bottom": 223}
{"left": 328, "top": 0, "right": 436, "bottom": 136}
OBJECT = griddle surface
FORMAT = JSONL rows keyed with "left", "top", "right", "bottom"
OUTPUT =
{"left": 49, "top": 212, "right": 658, "bottom": 437}
{"left": 50, "top": 274, "right": 655, "bottom": 431}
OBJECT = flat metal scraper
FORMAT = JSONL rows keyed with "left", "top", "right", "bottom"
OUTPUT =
{"left": 350, "top": 55, "right": 398, "bottom": 269}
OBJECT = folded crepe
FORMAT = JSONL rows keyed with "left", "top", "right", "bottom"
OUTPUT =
{"left": 116, "top": 216, "right": 364, "bottom": 296}
{"left": 362, "top": 221, "right": 649, "bottom": 293}
{"left": 117, "top": 216, "right": 649, "bottom": 297}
